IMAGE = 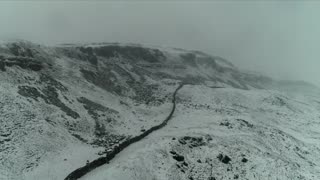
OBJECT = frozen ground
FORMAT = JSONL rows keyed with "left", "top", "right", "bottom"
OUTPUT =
{"left": 0, "top": 41, "right": 320, "bottom": 180}
{"left": 81, "top": 85, "right": 320, "bottom": 180}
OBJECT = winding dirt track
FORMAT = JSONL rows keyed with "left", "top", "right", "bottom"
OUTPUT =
{"left": 65, "top": 84, "right": 184, "bottom": 180}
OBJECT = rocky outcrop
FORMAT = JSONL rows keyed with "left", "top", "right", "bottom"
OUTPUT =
{"left": 0, "top": 56, "right": 43, "bottom": 72}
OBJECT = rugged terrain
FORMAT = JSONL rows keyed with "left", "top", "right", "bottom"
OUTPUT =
{"left": 0, "top": 40, "right": 319, "bottom": 180}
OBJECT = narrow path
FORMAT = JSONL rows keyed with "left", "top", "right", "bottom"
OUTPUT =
{"left": 65, "top": 84, "right": 184, "bottom": 180}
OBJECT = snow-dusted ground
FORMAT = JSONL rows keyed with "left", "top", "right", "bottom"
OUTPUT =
{"left": 1, "top": 41, "right": 320, "bottom": 180}
{"left": 23, "top": 144, "right": 103, "bottom": 180}
{"left": 80, "top": 85, "right": 320, "bottom": 180}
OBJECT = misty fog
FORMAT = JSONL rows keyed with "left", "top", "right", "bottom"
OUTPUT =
{"left": 1, "top": 1, "right": 319, "bottom": 86}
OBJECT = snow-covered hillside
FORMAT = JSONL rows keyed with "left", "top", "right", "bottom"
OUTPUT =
{"left": 0, "top": 40, "right": 319, "bottom": 180}
{"left": 80, "top": 85, "right": 320, "bottom": 180}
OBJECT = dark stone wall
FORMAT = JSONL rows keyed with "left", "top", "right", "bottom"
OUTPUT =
{"left": 64, "top": 84, "right": 184, "bottom": 180}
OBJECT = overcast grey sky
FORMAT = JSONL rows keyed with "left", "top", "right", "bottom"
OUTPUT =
{"left": 0, "top": 1, "right": 319, "bottom": 86}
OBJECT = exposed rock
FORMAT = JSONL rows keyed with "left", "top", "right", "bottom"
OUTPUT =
{"left": 241, "top": 158, "right": 248, "bottom": 163}
{"left": 217, "top": 154, "right": 231, "bottom": 164}
{"left": 0, "top": 56, "right": 43, "bottom": 71}
{"left": 182, "top": 161, "right": 188, "bottom": 166}
{"left": 93, "top": 45, "right": 165, "bottom": 63}
{"left": 172, "top": 154, "right": 185, "bottom": 162}
{"left": 170, "top": 151, "right": 177, "bottom": 155}
{"left": 234, "top": 174, "right": 239, "bottom": 179}
{"left": 219, "top": 121, "right": 232, "bottom": 129}
{"left": 236, "top": 119, "right": 254, "bottom": 128}
{"left": 18, "top": 83, "right": 79, "bottom": 119}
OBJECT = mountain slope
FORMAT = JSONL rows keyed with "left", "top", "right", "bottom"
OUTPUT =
{"left": 81, "top": 85, "right": 320, "bottom": 180}
{"left": 0, "top": 40, "right": 319, "bottom": 180}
